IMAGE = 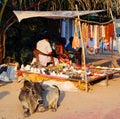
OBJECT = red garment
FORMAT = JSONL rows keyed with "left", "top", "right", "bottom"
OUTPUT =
{"left": 17, "top": 70, "right": 23, "bottom": 76}
{"left": 59, "top": 44, "right": 63, "bottom": 54}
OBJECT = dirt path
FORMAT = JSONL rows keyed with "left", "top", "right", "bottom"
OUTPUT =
{"left": 0, "top": 73, "right": 120, "bottom": 119}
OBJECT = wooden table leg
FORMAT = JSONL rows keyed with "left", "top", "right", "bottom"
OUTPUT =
{"left": 106, "top": 74, "right": 109, "bottom": 86}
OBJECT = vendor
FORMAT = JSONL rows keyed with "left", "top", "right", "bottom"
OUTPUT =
{"left": 66, "top": 36, "right": 77, "bottom": 52}
{"left": 33, "top": 36, "right": 58, "bottom": 67}
{"left": 66, "top": 36, "right": 82, "bottom": 65}
{"left": 54, "top": 37, "right": 70, "bottom": 63}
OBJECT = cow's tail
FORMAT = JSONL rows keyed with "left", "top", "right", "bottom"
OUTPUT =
{"left": 52, "top": 85, "right": 60, "bottom": 96}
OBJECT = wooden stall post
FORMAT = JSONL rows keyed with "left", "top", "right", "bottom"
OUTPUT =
{"left": 75, "top": 5, "right": 88, "bottom": 92}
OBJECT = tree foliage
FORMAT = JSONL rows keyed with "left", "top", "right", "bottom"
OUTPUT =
{"left": 0, "top": 0, "right": 120, "bottom": 64}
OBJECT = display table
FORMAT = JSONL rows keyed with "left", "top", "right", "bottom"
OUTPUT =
{"left": 19, "top": 66, "right": 120, "bottom": 85}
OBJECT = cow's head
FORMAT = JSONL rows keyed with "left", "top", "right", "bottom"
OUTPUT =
{"left": 19, "top": 80, "right": 44, "bottom": 117}
{"left": 24, "top": 80, "right": 43, "bottom": 104}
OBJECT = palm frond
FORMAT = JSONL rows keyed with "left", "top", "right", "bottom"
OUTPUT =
{"left": 0, "top": 0, "right": 8, "bottom": 25}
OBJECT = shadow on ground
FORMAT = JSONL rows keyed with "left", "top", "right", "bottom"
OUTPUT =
{"left": 0, "top": 80, "right": 13, "bottom": 87}
{"left": 0, "top": 91, "right": 10, "bottom": 99}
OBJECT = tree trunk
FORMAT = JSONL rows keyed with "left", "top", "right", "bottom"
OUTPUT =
{"left": 0, "top": 29, "right": 5, "bottom": 63}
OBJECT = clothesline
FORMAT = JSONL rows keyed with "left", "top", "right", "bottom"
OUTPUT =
{"left": 79, "top": 19, "right": 113, "bottom": 25}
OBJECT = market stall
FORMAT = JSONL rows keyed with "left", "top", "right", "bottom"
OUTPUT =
{"left": 13, "top": 9, "right": 120, "bottom": 91}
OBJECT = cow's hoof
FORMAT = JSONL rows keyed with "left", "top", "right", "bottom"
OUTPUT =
{"left": 51, "top": 108, "right": 57, "bottom": 112}
{"left": 24, "top": 112, "right": 30, "bottom": 117}
{"left": 37, "top": 106, "right": 46, "bottom": 112}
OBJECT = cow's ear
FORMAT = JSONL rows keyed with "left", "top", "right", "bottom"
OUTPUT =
{"left": 24, "top": 80, "right": 30, "bottom": 85}
{"left": 24, "top": 80, "right": 33, "bottom": 88}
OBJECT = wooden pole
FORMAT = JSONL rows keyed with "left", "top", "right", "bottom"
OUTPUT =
{"left": 75, "top": 5, "right": 88, "bottom": 92}
{"left": 109, "top": 8, "right": 116, "bottom": 57}
{"left": 106, "top": 74, "right": 109, "bottom": 86}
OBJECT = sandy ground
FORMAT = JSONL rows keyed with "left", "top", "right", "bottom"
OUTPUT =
{"left": 0, "top": 54, "right": 120, "bottom": 119}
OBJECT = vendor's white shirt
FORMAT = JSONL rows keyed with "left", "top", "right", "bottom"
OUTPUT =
{"left": 36, "top": 39, "right": 52, "bottom": 66}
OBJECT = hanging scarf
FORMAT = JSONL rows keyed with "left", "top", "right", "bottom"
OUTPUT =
{"left": 72, "top": 19, "right": 80, "bottom": 49}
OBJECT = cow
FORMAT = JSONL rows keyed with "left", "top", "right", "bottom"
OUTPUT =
{"left": 18, "top": 80, "right": 45, "bottom": 117}
{"left": 18, "top": 80, "right": 60, "bottom": 117}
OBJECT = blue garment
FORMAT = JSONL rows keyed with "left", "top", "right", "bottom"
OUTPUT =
{"left": 66, "top": 43, "right": 76, "bottom": 52}
{"left": 66, "top": 43, "right": 77, "bottom": 58}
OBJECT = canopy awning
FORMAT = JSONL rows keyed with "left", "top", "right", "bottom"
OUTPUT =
{"left": 13, "top": 10, "right": 105, "bottom": 22}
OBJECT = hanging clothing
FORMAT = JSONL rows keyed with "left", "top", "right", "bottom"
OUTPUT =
{"left": 72, "top": 35, "right": 80, "bottom": 49}
{"left": 94, "top": 25, "right": 100, "bottom": 49}
{"left": 72, "top": 19, "right": 80, "bottom": 49}
{"left": 90, "top": 25, "right": 94, "bottom": 38}
{"left": 101, "top": 25, "right": 105, "bottom": 38}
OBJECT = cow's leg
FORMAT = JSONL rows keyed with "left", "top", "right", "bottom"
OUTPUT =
{"left": 51, "top": 98, "right": 58, "bottom": 112}
{"left": 21, "top": 101, "right": 30, "bottom": 117}
{"left": 28, "top": 99, "right": 37, "bottom": 114}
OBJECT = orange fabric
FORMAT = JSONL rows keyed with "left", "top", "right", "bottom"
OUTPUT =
{"left": 72, "top": 35, "right": 80, "bottom": 49}
{"left": 17, "top": 70, "right": 23, "bottom": 76}
{"left": 105, "top": 23, "right": 114, "bottom": 50}
{"left": 59, "top": 44, "right": 63, "bottom": 54}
